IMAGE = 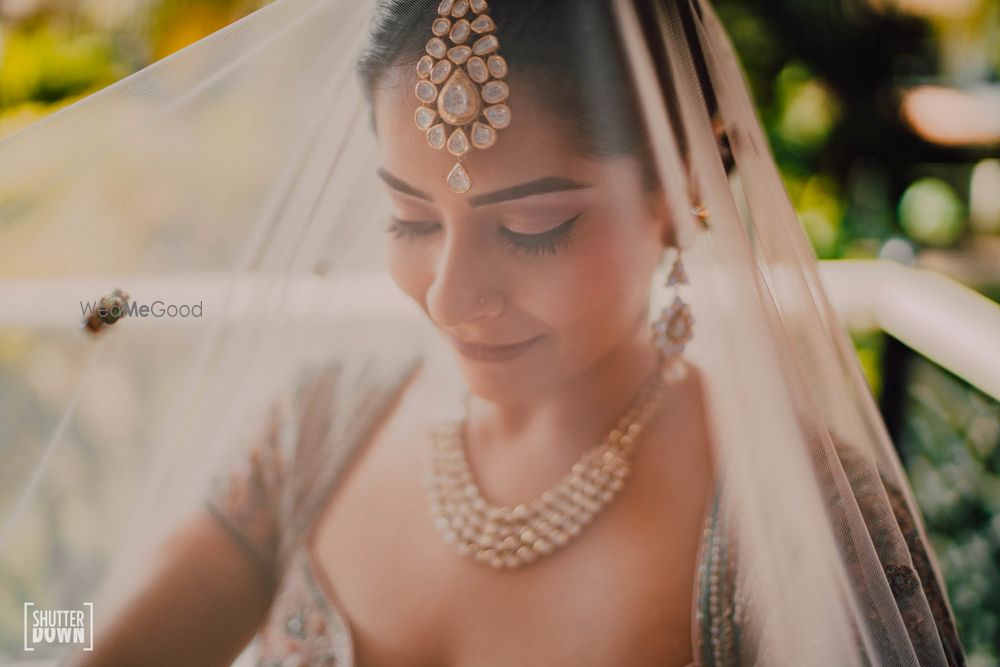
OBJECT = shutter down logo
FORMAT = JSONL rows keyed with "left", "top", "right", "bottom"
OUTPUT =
{"left": 23, "top": 602, "right": 94, "bottom": 652}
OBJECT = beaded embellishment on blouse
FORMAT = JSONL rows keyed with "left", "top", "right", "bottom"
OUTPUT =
{"left": 252, "top": 550, "right": 352, "bottom": 666}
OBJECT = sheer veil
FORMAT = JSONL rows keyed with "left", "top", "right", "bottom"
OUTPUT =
{"left": 0, "top": 0, "right": 964, "bottom": 665}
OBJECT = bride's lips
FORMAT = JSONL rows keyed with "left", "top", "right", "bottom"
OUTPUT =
{"left": 449, "top": 334, "right": 544, "bottom": 362}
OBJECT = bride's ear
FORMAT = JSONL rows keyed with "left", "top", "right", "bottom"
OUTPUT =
{"left": 647, "top": 188, "right": 678, "bottom": 248}
{"left": 661, "top": 216, "right": 678, "bottom": 248}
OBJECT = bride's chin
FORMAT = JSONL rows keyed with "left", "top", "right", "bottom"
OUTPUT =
{"left": 453, "top": 357, "right": 552, "bottom": 403}
{"left": 425, "top": 334, "right": 558, "bottom": 403}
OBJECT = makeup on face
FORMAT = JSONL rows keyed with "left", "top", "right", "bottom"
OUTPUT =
{"left": 380, "top": 169, "right": 596, "bottom": 258}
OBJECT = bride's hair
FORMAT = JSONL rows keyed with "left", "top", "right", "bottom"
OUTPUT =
{"left": 356, "top": 0, "right": 656, "bottom": 181}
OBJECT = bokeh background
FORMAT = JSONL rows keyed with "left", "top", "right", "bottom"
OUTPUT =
{"left": 1, "top": 0, "right": 998, "bottom": 663}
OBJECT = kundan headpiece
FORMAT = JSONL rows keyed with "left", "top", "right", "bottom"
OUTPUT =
{"left": 414, "top": 0, "right": 511, "bottom": 194}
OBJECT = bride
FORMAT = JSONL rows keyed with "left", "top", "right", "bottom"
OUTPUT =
{"left": 79, "top": 1, "right": 716, "bottom": 663}
{"left": 2, "top": 0, "right": 965, "bottom": 666}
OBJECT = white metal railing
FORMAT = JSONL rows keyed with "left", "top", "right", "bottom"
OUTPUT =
{"left": 819, "top": 259, "right": 1000, "bottom": 402}
{"left": 0, "top": 260, "right": 997, "bottom": 401}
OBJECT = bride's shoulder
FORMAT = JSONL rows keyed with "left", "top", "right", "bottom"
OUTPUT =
{"left": 654, "top": 359, "right": 718, "bottom": 480}
{"left": 659, "top": 359, "right": 712, "bottom": 433}
{"left": 278, "top": 341, "right": 426, "bottom": 504}
{"left": 289, "top": 338, "right": 427, "bottom": 410}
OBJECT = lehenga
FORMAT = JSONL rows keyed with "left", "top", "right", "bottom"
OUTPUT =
{"left": 204, "top": 345, "right": 963, "bottom": 667}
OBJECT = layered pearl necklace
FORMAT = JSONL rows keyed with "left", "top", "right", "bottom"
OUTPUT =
{"left": 423, "top": 362, "right": 669, "bottom": 569}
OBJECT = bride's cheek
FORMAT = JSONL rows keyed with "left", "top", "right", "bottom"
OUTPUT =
{"left": 567, "top": 232, "right": 648, "bottom": 328}
{"left": 537, "top": 251, "right": 618, "bottom": 327}
{"left": 387, "top": 245, "right": 431, "bottom": 304}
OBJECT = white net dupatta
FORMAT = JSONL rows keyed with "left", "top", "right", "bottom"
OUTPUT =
{"left": 0, "top": 0, "right": 965, "bottom": 665}
{"left": 0, "top": 0, "right": 419, "bottom": 660}
{"left": 616, "top": 0, "right": 964, "bottom": 664}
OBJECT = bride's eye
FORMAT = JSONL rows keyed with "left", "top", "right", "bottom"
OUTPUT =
{"left": 498, "top": 213, "right": 581, "bottom": 257}
{"left": 387, "top": 213, "right": 582, "bottom": 258}
{"left": 386, "top": 218, "right": 440, "bottom": 239}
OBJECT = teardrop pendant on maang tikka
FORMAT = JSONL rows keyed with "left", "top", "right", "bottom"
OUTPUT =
{"left": 414, "top": 0, "right": 511, "bottom": 194}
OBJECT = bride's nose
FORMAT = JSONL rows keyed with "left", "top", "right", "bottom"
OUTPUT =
{"left": 426, "top": 225, "right": 504, "bottom": 328}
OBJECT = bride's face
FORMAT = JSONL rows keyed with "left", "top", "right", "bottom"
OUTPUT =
{"left": 374, "top": 69, "right": 669, "bottom": 399}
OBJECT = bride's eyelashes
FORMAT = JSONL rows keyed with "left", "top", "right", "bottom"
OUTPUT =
{"left": 385, "top": 213, "right": 582, "bottom": 258}
{"left": 497, "top": 213, "right": 580, "bottom": 257}
{"left": 386, "top": 218, "right": 438, "bottom": 239}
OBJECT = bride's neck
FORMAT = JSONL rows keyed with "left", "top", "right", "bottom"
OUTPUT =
{"left": 467, "top": 332, "right": 662, "bottom": 458}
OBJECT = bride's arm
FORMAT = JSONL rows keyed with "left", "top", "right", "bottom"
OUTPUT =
{"left": 71, "top": 364, "right": 335, "bottom": 666}
{"left": 70, "top": 509, "right": 276, "bottom": 667}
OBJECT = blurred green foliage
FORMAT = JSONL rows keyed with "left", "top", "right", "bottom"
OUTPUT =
{"left": 712, "top": 0, "right": 1000, "bottom": 661}
{"left": 902, "top": 357, "right": 1000, "bottom": 665}
{"left": 0, "top": 25, "right": 121, "bottom": 106}
{"left": 0, "top": 0, "right": 267, "bottom": 137}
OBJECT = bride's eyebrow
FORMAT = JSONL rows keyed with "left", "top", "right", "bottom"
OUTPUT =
{"left": 468, "top": 176, "right": 592, "bottom": 207}
{"left": 377, "top": 168, "right": 432, "bottom": 201}
{"left": 376, "top": 169, "right": 593, "bottom": 207}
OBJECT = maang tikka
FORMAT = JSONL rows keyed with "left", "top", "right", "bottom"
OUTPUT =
{"left": 652, "top": 206, "right": 705, "bottom": 374}
{"left": 414, "top": 0, "right": 511, "bottom": 194}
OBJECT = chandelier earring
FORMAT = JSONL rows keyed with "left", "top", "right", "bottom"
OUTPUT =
{"left": 651, "top": 205, "right": 707, "bottom": 379}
